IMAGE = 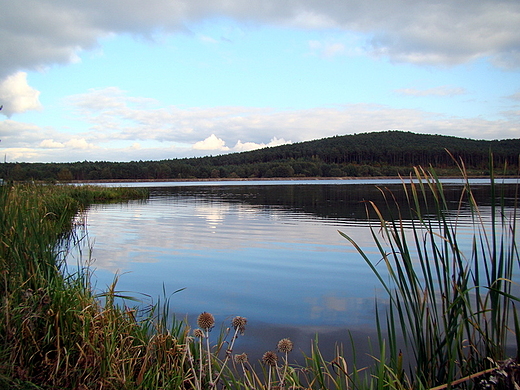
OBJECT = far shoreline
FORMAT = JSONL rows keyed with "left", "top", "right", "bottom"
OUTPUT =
{"left": 65, "top": 174, "right": 518, "bottom": 185}
{"left": 68, "top": 175, "right": 520, "bottom": 183}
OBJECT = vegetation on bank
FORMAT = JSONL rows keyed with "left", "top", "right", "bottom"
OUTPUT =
{"left": 0, "top": 184, "right": 150, "bottom": 388}
{"left": 0, "top": 161, "right": 519, "bottom": 389}
{"left": 1, "top": 131, "right": 519, "bottom": 182}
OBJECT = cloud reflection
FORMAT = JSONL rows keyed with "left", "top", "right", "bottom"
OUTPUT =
{"left": 70, "top": 189, "right": 385, "bottom": 332}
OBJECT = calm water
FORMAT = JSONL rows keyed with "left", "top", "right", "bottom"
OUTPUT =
{"left": 68, "top": 179, "right": 519, "bottom": 362}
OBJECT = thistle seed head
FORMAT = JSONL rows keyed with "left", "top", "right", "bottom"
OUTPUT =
{"left": 234, "top": 353, "right": 248, "bottom": 364}
{"left": 193, "top": 328, "right": 204, "bottom": 338}
{"left": 277, "top": 338, "right": 293, "bottom": 353}
{"left": 231, "top": 316, "right": 247, "bottom": 334}
{"left": 262, "top": 351, "right": 278, "bottom": 367}
{"left": 197, "top": 312, "right": 215, "bottom": 330}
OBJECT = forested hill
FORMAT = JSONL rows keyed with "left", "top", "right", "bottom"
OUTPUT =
{"left": 207, "top": 130, "right": 519, "bottom": 168}
{"left": 1, "top": 131, "right": 519, "bottom": 181}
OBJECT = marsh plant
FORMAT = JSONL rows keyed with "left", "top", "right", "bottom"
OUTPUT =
{"left": 340, "top": 160, "right": 520, "bottom": 389}
{"left": 1, "top": 161, "right": 518, "bottom": 390}
{"left": 182, "top": 312, "right": 298, "bottom": 390}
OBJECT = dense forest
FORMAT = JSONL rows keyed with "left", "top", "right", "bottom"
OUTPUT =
{"left": 1, "top": 131, "right": 519, "bottom": 181}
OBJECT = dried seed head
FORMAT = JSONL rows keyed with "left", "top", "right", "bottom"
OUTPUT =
{"left": 40, "top": 294, "right": 51, "bottom": 306}
{"left": 231, "top": 316, "right": 247, "bottom": 334}
{"left": 193, "top": 328, "right": 204, "bottom": 338}
{"left": 262, "top": 351, "right": 278, "bottom": 367}
{"left": 277, "top": 338, "right": 293, "bottom": 353}
{"left": 197, "top": 312, "right": 215, "bottom": 330}
{"left": 234, "top": 353, "right": 248, "bottom": 364}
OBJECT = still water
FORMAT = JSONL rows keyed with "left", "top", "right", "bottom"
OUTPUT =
{"left": 69, "top": 179, "right": 519, "bottom": 361}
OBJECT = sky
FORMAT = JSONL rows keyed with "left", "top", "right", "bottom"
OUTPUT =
{"left": 0, "top": 0, "right": 519, "bottom": 163}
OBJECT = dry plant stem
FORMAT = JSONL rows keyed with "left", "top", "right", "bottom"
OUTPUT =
{"left": 204, "top": 329, "right": 214, "bottom": 386}
{"left": 280, "top": 351, "right": 289, "bottom": 385}
{"left": 213, "top": 326, "right": 240, "bottom": 384}
{"left": 274, "top": 353, "right": 289, "bottom": 388}
{"left": 267, "top": 366, "right": 273, "bottom": 390}
{"left": 240, "top": 362, "right": 255, "bottom": 389}
{"left": 186, "top": 339, "right": 201, "bottom": 390}
{"left": 198, "top": 335, "right": 204, "bottom": 388}
{"left": 428, "top": 367, "right": 497, "bottom": 390}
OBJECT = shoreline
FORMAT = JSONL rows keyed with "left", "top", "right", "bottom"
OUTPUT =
{"left": 65, "top": 174, "right": 518, "bottom": 184}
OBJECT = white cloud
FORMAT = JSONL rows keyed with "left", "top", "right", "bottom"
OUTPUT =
{"left": 193, "top": 134, "right": 230, "bottom": 151}
{"left": 0, "top": 72, "right": 42, "bottom": 117}
{"left": 40, "top": 139, "right": 65, "bottom": 148}
{"left": 1, "top": 97, "right": 518, "bottom": 162}
{"left": 3, "top": 148, "right": 43, "bottom": 162}
{"left": 232, "top": 140, "right": 260, "bottom": 152}
{"left": 65, "top": 138, "right": 97, "bottom": 149}
{"left": 395, "top": 86, "right": 467, "bottom": 97}
{"left": 0, "top": 0, "right": 519, "bottom": 81}
{"left": 64, "top": 87, "right": 520, "bottom": 147}
{"left": 233, "top": 137, "right": 290, "bottom": 152}
{"left": 0, "top": 119, "right": 52, "bottom": 147}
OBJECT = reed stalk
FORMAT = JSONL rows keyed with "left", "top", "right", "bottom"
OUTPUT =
{"left": 339, "top": 159, "right": 519, "bottom": 389}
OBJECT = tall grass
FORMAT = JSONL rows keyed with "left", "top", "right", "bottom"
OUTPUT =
{"left": 1, "top": 166, "right": 518, "bottom": 389}
{"left": 0, "top": 184, "right": 195, "bottom": 389}
{"left": 340, "top": 160, "right": 519, "bottom": 389}
{"left": 0, "top": 184, "right": 305, "bottom": 389}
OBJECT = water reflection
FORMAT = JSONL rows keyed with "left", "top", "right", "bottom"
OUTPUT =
{"left": 70, "top": 180, "right": 518, "bottom": 362}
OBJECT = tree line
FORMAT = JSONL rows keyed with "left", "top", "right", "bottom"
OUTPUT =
{"left": 1, "top": 131, "right": 519, "bottom": 181}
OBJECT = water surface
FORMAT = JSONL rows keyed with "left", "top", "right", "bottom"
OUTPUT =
{"left": 69, "top": 179, "right": 519, "bottom": 362}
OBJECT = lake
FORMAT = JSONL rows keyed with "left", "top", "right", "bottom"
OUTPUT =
{"left": 68, "top": 178, "right": 520, "bottom": 363}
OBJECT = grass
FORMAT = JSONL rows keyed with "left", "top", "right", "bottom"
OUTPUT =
{"left": 1, "top": 161, "right": 518, "bottom": 389}
{"left": 340, "top": 158, "right": 519, "bottom": 389}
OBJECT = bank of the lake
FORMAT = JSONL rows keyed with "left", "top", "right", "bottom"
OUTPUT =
{"left": 1, "top": 173, "right": 519, "bottom": 390}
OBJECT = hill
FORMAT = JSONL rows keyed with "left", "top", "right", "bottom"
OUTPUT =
{"left": 1, "top": 131, "right": 519, "bottom": 181}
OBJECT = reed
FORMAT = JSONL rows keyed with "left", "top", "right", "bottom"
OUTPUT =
{"left": 0, "top": 184, "right": 187, "bottom": 389}
{"left": 0, "top": 183, "right": 298, "bottom": 389}
{"left": 1, "top": 165, "right": 518, "bottom": 389}
{"left": 339, "top": 159, "right": 519, "bottom": 389}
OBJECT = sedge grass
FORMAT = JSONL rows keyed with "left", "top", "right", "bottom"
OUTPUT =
{"left": 339, "top": 160, "right": 519, "bottom": 389}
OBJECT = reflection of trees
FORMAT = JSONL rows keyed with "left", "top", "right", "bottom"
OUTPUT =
{"left": 154, "top": 184, "right": 518, "bottom": 223}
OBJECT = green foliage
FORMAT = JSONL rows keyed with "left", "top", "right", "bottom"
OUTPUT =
{"left": 339, "top": 161, "right": 520, "bottom": 389}
{"left": 1, "top": 131, "right": 519, "bottom": 181}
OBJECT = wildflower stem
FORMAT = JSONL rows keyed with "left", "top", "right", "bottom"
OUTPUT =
{"left": 213, "top": 326, "right": 240, "bottom": 384}
{"left": 205, "top": 329, "right": 213, "bottom": 386}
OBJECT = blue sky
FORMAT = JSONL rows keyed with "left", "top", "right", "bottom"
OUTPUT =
{"left": 1, "top": 1, "right": 519, "bottom": 162}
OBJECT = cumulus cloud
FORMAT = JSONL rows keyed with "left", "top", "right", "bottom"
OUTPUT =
{"left": 233, "top": 137, "right": 290, "bottom": 152}
{"left": 39, "top": 139, "right": 65, "bottom": 148}
{"left": 39, "top": 138, "right": 97, "bottom": 152}
{"left": 65, "top": 138, "right": 96, "bottom": 149}
{"left": 193, "top": 134, "right": 230, "bottom": 151}
{"left": 0, "top": 72, "right": 42, "bottom": 117}
{"left": 2, "top": 89, "right": 519, "bottom": 163}
{"left": 1, "top": 0, "right": 519, "bottom": 83}
{"left": 62, "top": 87, "right": 520, "bottom": 148}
